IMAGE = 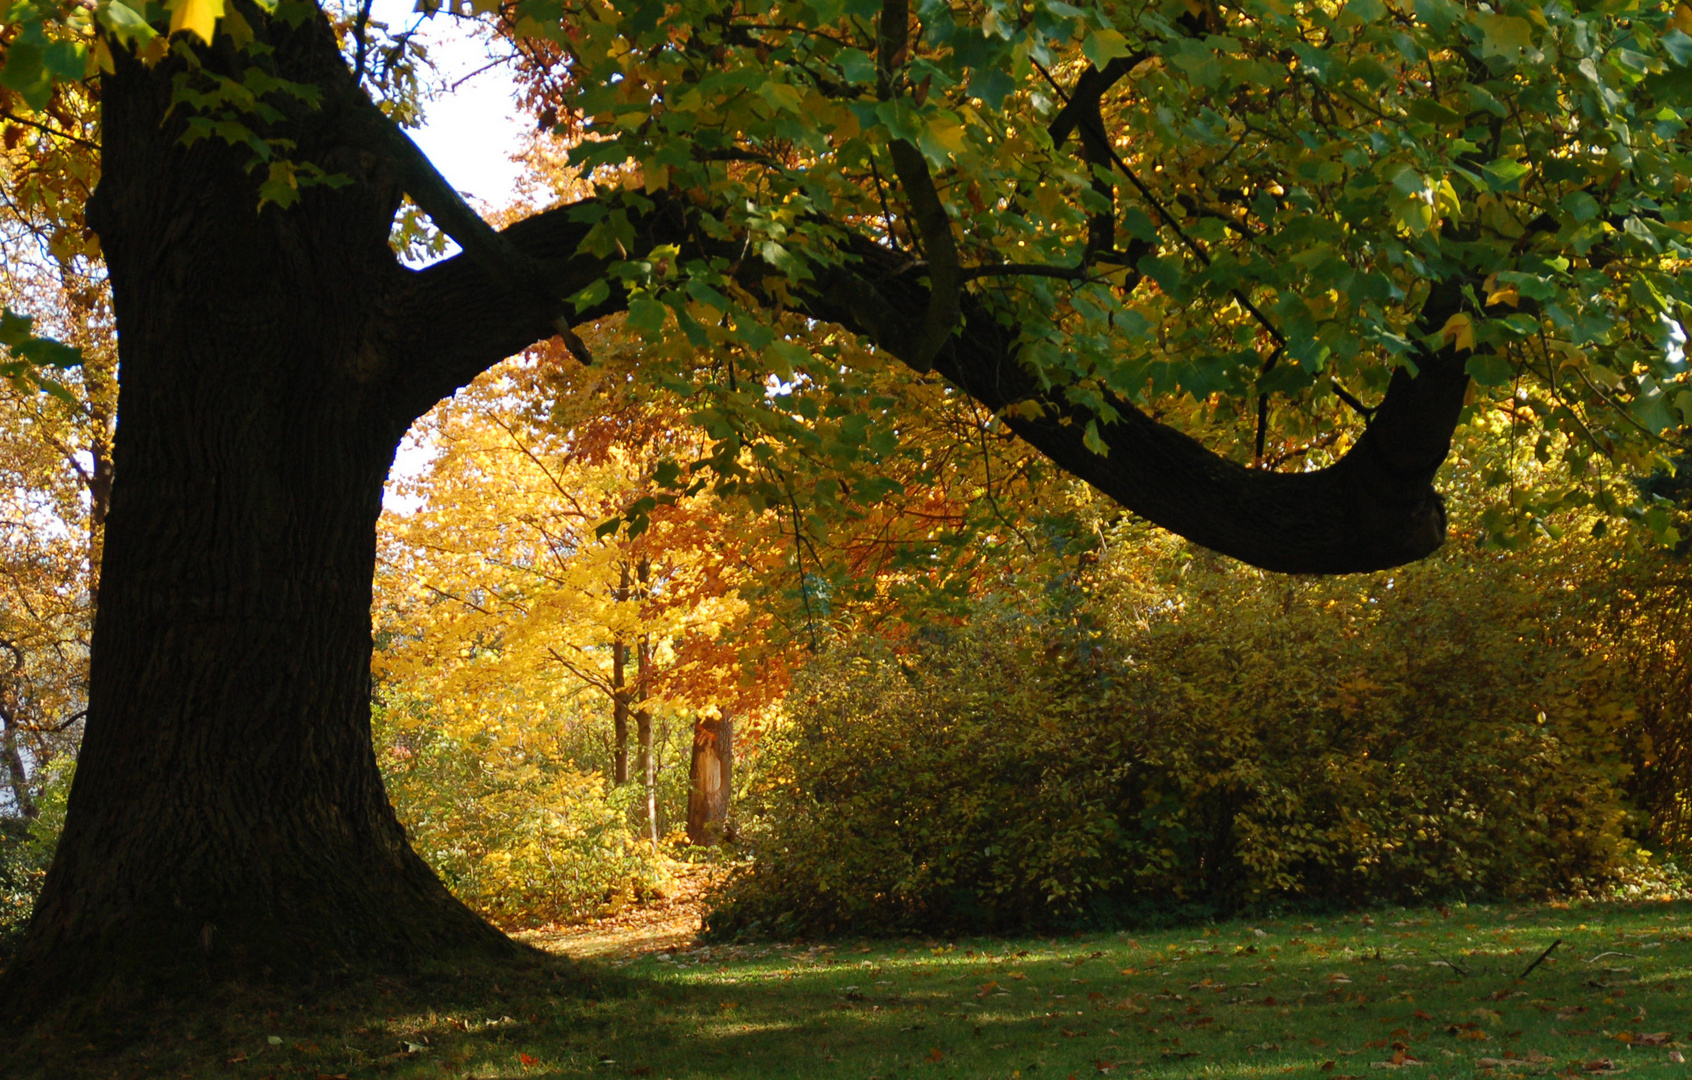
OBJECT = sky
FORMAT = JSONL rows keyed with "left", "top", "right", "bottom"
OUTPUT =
{"left": 364, "top": 2, "right": 531, "bottom": 511}
{"left": 367, "top": 0, "right": 529, "bottom": 212}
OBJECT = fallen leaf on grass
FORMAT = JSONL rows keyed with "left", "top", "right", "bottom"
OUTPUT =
{"left": 1161, "top": 1049, "right": 1199, "bottom": 1059}
{"left": 1247, "top": 1043, "right": 1283, "bottom": 1052}
{"left": 926, "top": 1047, "right": 944, "bottom": 1064}
{"left": 1670, "top": 1050, "right": 1686, "bottom": 1064}
{"left": 1585, "top": 1060, "right": 1617, "bottom": 1073}
{"left": 1630, "top": 1033, "right": 1675, "bottom": 1046}
{"left": 518, "top": 1052, "right": 539, "bottom": 1066}
{"left": 1094, "top": 1061, "right": 1116, "bottom": 1074}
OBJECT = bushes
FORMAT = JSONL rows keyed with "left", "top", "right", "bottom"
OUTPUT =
{"left": 0, "top": 761, "right": 71, "bottom": 959}
{"left": 708, "top": 543, "right": 1639, "bottom": 938}
{"left": 373, "top": 705, "right": 666, "bottom": 928}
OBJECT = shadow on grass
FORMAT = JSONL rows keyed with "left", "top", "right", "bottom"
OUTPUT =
{"left": 6, "top": 898, "right": 1692, "bottom": 1079}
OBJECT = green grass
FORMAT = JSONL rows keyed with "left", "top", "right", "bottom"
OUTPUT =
{"left": 10, "top": 898, "right": 1692, "bottom": 1079}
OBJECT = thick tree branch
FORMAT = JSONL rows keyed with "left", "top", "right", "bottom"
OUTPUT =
{"left": 384, "top": 194, "right": 692, "bottom": 421}
{"left": 804, "top": 238, "right": 1467, "bottom": 574}
{"left": 394, "top": 193, "right": 1466, "bottom": 573}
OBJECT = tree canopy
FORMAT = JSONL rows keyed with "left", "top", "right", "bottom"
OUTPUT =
{"left": 8, "top": 0, "right": 1692, "bottom": 563}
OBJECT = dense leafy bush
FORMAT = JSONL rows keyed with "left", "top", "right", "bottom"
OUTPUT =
{"left": 709, "top": 541, "right": 1639, "bottom": 937}
{"left": 373, "top": 704, "right": 666, "bottom": 928}
{"left": 0, "top": 762, "right": 71, "bottom": 958}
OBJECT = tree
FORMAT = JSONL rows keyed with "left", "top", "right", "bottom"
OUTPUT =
{"left": 1, "top": 0, "right": 1690, "bottom": 1010}
{"left": 374, "top": 334, "right": 791, "bottom": 848}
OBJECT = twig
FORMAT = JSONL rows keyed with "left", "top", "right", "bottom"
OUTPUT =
{"left": 1428, "top": 945, "right": 1468, "bottom": 978}
{"left": 1519, "top": 939, "right": 1560, "bottom": 980}
{"left": 1585, "top": 951, "right": 1628, "bottom": 965}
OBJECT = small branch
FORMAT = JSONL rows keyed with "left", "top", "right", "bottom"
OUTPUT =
{"left": 1330, "top": 379, "right": 1377, "bottom": 420}
{"left": 960, "top": 262, "right": 1099, "bottom": 282}
{"left": 353, "top": 0, "right": 376, "bottom": 83}
{"left": 1519, "top": 939, "right": 1560, "bottom": 980}
{"left": 878, "top": 0, "right": 959, "bottom": 372}
{"left": 0, "top": 109, "right": 99, "bottom": 150}
{"left": 1428, "top": 945, "right": 1469, "bottom": 978}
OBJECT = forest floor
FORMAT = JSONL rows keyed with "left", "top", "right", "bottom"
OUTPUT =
{"left": 515, "top": 861, "right": 721, "bottom": 961}
{"left": 10, "top": 894, "right": 1692, "bottom": 1080}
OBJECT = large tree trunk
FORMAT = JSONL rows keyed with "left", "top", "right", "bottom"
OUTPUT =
{"left": 0, "top": 22, "right": 518, "bottom": 1015}
{"left": 686, "top": 712, "right": 732, "bottom": 846}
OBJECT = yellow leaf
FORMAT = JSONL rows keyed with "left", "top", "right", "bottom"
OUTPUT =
{"left": 168, "top": 0, "right": 224, "bottom": 42}
{"left": 642, "top": 162, "right": 669, "bottom": 194}
{"left": 1435, "top": 178, "right": 1461, "bottom": 218}
{"left": 1674, "top": 3, "right": 1692, "bottom": 35}
{"left": 1439, "top": 312, "right": 1476, "bottom": 352}
{"left": 925, "top": 114, "right": 968, "bottom": 155}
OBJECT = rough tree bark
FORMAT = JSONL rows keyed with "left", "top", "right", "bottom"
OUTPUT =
{"left": 0, "top": 18, "right": 555, "bottom": 1011}
{"left": 2, "top": 2, "right": 1477, "bottom": 1015}
{"left": 685, "top": 712, "right": 733, "bottom": 846}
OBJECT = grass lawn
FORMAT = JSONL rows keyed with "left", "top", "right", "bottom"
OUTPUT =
{"left": 10, "top": 898, "right": 1692, "bottom": 1079}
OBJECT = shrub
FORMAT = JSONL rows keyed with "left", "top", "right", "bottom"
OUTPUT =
{"left": 374, "top": 705, "right": 666, "bottom": 928}
{"left": 0, "top": 760, "right": 72, "bottom": 959}
{"left": 708, "top": 544, "right": 1638, "bottom": 937}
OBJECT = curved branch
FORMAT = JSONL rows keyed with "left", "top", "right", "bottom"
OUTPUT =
{"left": 805, "top": 239, "right": 1468, "bottom": 574}
{"left": 394, "top": 196, "right": 1466, "bottom": 574}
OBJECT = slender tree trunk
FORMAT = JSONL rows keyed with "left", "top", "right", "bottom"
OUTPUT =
{"left": 633, "top": 559, "right": 657, "bottom": 848}
{"left": 0, "top": 25, "right": 517, "bottom": 1013}
{"left": 637, "top": 637, "right": 657, "bottom": 850}
{"left": 611, "top": 563, "right": 630, "bottom": 786}
{"left": 686, "top": 712, "right": 733, "bottom": 846}
{"left": 0, "top": 714, "right": 36, "bottom": 821}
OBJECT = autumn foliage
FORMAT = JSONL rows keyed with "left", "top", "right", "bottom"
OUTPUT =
{"left": 709, "top": 529, "right": 1647, "bottom": 938}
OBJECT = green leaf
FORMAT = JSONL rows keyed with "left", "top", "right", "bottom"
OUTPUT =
{"left": 1082, "top": 418, "right": 1110, "bottom": 456}
{"left": 1480, "top": 158, "right": 1531, "bottom": 191}
{"left": 1474, "top": 13, "right": 1533, "bottom": 59}
{"left": 1081, "top": 28, "right": 1132, "bottom": 68}
{"left": 1633, "top": 376, "right": 1678, "bottom": 434}
{"left": 568, "top": 278, "right": 611, "bottom": 314}
{"left": 1665, "top": 29, "right": 1692, "bottom": 67}
{"left": 968, "top": 67, "right": 1015, "bottom": 109}
{"left": 627, "top": 295, "right": 669, "bottom": 337}
{"left": 1465, "top": 353, "right": 1514, "bottom": 387}
{"left": 836, "top": 48, "right": 876, "bottom": 84}
{"left": 0, "top": 308, "right": 82, "bottom": 371}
